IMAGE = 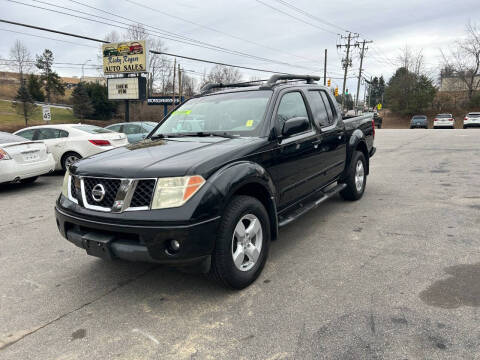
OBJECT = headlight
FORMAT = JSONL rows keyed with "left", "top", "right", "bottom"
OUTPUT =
{"left": 151, "top": 175, "right": 205, "bottom": 209}
{"left": 62, "top": 169, "right": 70, "bottom": 197}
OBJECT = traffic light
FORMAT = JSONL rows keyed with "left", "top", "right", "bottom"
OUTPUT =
{"left": 334, "top": 87, "right": 338, "bottom": 97}
{"left": 327, "top": 79, "right": 331, "bottom": 87}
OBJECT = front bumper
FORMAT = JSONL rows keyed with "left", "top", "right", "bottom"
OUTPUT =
{"left": 55, "top": 202, "right": 220, "bottom": 265}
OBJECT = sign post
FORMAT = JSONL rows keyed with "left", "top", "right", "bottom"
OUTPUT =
{"left": 42, "top": 106, "right": 51, "bottom": 122}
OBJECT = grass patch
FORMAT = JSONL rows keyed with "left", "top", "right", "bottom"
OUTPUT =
{"left": 0, "top": 100, "right": 116, "bottom": 132}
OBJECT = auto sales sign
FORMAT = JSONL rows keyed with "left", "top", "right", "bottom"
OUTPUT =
{"left": 102, "top": 40, "right": 148, "bottom": 74}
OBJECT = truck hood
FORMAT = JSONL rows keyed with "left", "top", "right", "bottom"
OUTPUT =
{"left": 71, "top": 136, "right": 267, "bottom": 178}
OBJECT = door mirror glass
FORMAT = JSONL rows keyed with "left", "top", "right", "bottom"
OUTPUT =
{"left": 282, "top": 117, "right": 309, "bottom": 137}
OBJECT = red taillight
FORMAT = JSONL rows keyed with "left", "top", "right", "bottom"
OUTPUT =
{"left": 88, "top": 139, "right": 111, "bottom": 146}
{"left": 433, "top": 118, "right": 438, "bottom": 121}
{"left": 464, "top": 117, "right": 468, "bottom": 120}
{"left": 372, "top": 119, "right": 375, "bottom": 138}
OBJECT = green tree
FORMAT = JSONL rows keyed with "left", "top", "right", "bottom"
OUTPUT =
{"left": 367, "top": 76, "right": 386, "bottom": 108}
{"left": 13, "top": 83, "right": 37, "bottom": 126}
{"left": 27, "top": 74, "right": 45, "bottom": 102}
{"left": 72, "top": 82, "right": 94, "bottom": 119}
{"left": 385, "top": 67, "right": 436, "bottom": 115}
{"left": 84, "top": 82, "right": 117, "bottom": 120}
{"left": 35, "top": 49, "right": 65, "bottom": 103}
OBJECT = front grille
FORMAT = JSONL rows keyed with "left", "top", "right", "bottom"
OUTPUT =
{"left": 131, "top": 179, "right": 156, "bottom": 208}
{"left": 83, "top": 177, "right": 121, "bottom": 208}
{"left": 70, "top": 176, "right": 78, "bottom": 200}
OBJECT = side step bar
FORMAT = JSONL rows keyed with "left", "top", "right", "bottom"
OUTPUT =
{"left": 278, "top": 183, "right": 347, "bottom": 227}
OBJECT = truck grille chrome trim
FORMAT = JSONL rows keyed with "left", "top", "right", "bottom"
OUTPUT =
{"left": 68, "top": 175, "right": 157, "bottom": 213}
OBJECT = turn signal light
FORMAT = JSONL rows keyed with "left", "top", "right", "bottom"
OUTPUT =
{"left": 89, "top": 140, "right": 111, "bottom": 146}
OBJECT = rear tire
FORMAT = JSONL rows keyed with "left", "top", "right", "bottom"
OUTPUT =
{"left": 340, "top": 151, "right": 367, "bottom": 201}
{"left": 61, "top": 152, "right": 82, "bottom": 171}
{"left": 209, "top": 195, "right": 270, "bottom": 289}
{"left": 20, "top": 176, "right": 38, "bottom": 184}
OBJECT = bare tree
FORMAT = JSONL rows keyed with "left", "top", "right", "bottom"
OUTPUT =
{"left": 9, "top": 40, "right": 32, "bottom": 83}
{"left": 204, "top": 65, "right": 243, "bottom": 87}
{"left": 441, "top": 22, "right": 480, "bottom": 100}
{"left": 124, "top": 24, "right": 170, "bottom": 94}
{"left": 397, "top": 45, "right": 425, "bottom": 76}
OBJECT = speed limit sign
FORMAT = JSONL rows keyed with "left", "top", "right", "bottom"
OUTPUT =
{"left": 42, "top": 106, "right": 51, "bottom": 121}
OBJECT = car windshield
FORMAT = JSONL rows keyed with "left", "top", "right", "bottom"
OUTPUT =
{"left": 413, "top": 116, "right": 426, "bottom": 119}
{"left": 73, "top": 125, "right": 113, "bottom": 134}
{"left": 437, "top": 114, "right": 452, "bottom": 118}
{"left": 0, "top": 132, "right": 27, "bottom": 144}
{"left": 150, "top": 90, "right": 272, "bottom": 137}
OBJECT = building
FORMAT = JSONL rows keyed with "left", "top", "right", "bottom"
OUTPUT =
{"left": 439, "top": 74, "right": 480, "bottom": 92}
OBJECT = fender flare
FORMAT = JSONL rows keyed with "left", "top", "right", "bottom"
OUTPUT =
{"left": 208, "top": 161, "right": 279, "bottom": 240}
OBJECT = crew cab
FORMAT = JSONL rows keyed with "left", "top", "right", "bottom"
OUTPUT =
{"left": 55, "top": 74, "right": 376, "bottom": 289}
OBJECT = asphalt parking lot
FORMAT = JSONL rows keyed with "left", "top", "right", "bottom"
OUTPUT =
{"left": 1, "top": 129, "right": 480, "bottom": 360}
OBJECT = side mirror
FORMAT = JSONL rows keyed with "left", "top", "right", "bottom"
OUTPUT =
{"left": 281, "top": 117, "right": 309, "bottom": 137}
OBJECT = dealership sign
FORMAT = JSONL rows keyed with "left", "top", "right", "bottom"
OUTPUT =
{"left": 107, "top": 77, "right": 147, "bottom": 100}
{"left": 147, "top": 96, "right": 184, "bottom": 105}
{"left": 102, "top": 40, "right": 148, "bottom": 74}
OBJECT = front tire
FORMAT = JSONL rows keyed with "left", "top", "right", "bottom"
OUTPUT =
{"left": 209, "top": 195, "right": 270, "bottom": 289}
{"left": 340, "top": 151, "right": 367, "bottom": 201}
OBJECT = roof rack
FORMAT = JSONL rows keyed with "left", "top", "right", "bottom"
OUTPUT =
{"left": 200, "top": 80, "right": 267, "bottom": 94}
{"left": 263, "top": 74, "right": 320, "bottom": 87}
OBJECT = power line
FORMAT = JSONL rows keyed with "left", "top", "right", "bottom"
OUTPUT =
{"left": 6, "top": 0, "right": 320, "bottom": 72}
{"left": 150, "top": 50, "right": 291, "bottom": 75}
{"left": 271, "top": 0, "right": 350, "bottom": 33}
{"left": 0, "top": 19, "right": 295, "bottom": 75}
{"left": 254, "top": 0, "right": 339, "bottom": 36}
{"left": 0, "top": 27, "right": 98, "bottom": 48}
{"left": 119, "top": 0, "right": 324, "bottom": 65}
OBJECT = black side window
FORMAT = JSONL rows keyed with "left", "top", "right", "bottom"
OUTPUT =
{"left": 320, "top": 92, "right": 335, "bottom": 126}
{"left": 36, "top": 128, "right": 60, "bottom": 140}
{"left": 306, "top": 91, "right": 329, "bottom": 128}
{"left": 17, "top": 129, "right": 35, "bottom": 140}
{"left": 276, "top": 92, "right": 309, "bottom": 126}
{"left": 59, "top": 130, "right": 69, "bottom": 138}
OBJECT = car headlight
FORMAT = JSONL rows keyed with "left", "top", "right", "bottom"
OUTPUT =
{"left": 151, "top": 176, "right": 205, "bottom": 209}
{"left": 62, "top": 169, "right": 70, "bottom": 197}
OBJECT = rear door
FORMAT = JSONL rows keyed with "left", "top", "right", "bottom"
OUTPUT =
{"left": 269, "top": 90, "right": 323, "bottom": 208}
{"left": 34, "top": 127, "right": 68, "bottom": 163}
{"left": 306, "top": 90, "right": 347, "bottom": 187}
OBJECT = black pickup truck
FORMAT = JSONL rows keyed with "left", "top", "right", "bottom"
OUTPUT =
{"left": 55, "top": 74, "right": 375, "bottom": 289}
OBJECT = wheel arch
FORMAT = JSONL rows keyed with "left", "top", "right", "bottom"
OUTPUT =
{"left": 209, "top": 161, "right": 279, "bottom": 241}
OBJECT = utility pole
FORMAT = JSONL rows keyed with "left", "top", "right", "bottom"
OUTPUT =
{"left": 354, "top": 39, "right": 373, "bottom": 114}
{"left": 172, "top": 58, "right": 176, "bottom": 110}
{"left": 337, "top": 32, "right": 359, "bottom": 113}
{"left": 368, "top": 76, "right": 372, "bottom": 110}
{"left": 178, "top": 63, "right": 182, "bottom": 103}
{"left": 323, "top": 49, "right": 327, "bottom": 86}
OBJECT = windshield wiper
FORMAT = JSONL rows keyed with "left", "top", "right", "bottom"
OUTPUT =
{"left": 177, "top": 132, "right": 237, "bottom": 139}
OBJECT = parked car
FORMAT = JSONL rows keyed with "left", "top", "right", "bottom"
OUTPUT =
{"left": 55, "top": 74, "right": 375, "bottom": 289}
{"left": 0, "top": 131, "right": 55, "bottom": 184}
{"left": 14, "top": 124, "right": 128, "bottom": 170}
{"left": 463, "top": 112, "right": 480, "bottom": 128}
{"left": 373, "top": 113, "right": 383, "bottom": 128}
{"left": 410, "top": 115, "right": 428, "bottom": 129}
{"left": 105, "top": 122, "right": 157, "bottom": 143}
{"left": 433, "top": 114, "right": 455, "bottom": 129}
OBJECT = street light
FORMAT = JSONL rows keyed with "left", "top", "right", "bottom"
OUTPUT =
{"left": 81, "top": 59, "right": 91, "bottom": 81}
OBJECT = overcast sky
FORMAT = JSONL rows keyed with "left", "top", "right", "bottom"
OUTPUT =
{"left": 1, "top": 0, "right": 480, "bottom": 98}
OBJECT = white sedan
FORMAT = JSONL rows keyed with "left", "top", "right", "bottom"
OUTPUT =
{"left": 14, "top": 124, "right": 128, "bottom": 170}
{"left": 464, "top": 112, "right": 480, "bottom": 128}
{"left": 0, "top": 132, "right": 55, "bottom": 184}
